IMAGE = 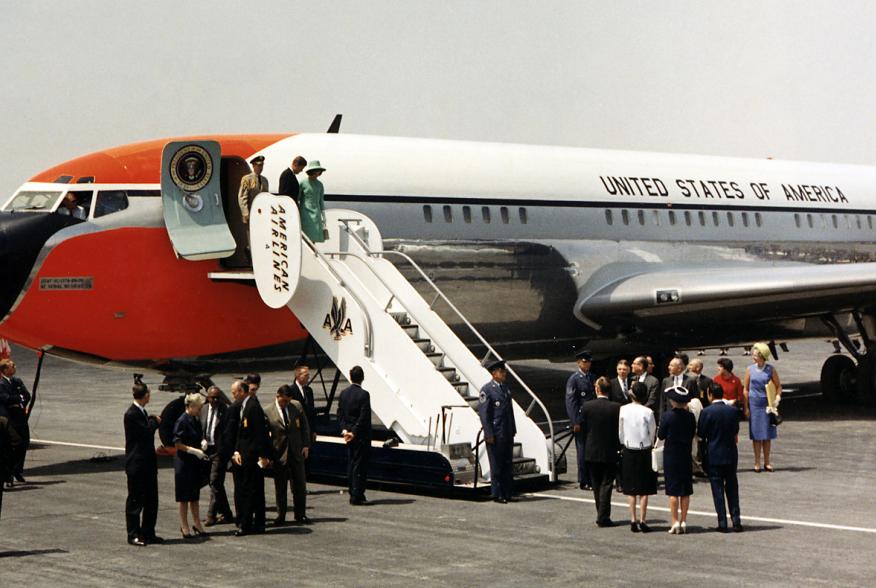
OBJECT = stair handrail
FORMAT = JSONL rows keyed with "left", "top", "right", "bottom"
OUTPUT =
{"left": 302, "top": 233, "right": 374, "bottom": 358}
{"left": 338, "top": 221, "right": 557, "bottom": 481}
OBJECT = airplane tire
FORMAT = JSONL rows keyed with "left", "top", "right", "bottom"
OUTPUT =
{"left": 855, "top": 355, "right": 876, "bottom": 401}
{"left": 820, "top": 354, "right": 856, "bottom": 403}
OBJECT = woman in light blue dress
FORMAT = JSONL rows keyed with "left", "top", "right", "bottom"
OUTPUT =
{"left": 298, "top": 160, "right": 326, "bottom": 242}
{"left": 743, "top": 342, "right": 782, "bottom": 472}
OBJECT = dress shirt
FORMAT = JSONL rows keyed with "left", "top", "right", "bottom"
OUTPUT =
{"left": 205, "top": 405, "right": 218, "bottom": 445}
{"left": 618, "top": 402, "right": 657, "bottom": 449}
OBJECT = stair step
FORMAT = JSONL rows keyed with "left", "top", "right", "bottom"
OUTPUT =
{"left": 426, "top": 352, "right": 445, "bottom": 367}
{"left": 512, "top": 443, "right": 523, "bottom": 458}
{"left": 512, "top": 457, "right": 539, "bottom": 476}
{"left": 452, "top": 381, "right": 470, "bottom": 396}
{"left": 437, "top": 366, "right": 459, "bottom": 382}
{"left": 401, "top": 324, "right": 419, "bottom": 338}
{"left": 413, "top": 339, "right": 434, "bottom": 352}
{"left": 390, "top": 312, "right": 411, "bottom": 325}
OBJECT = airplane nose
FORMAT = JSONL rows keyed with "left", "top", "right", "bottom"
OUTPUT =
{"left": 0, "top": 211, "right": 77, "bottom": 319}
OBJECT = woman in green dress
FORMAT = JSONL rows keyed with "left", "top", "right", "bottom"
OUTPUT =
{"left": 298, "top": 160, "right": 327, "bottom": 242}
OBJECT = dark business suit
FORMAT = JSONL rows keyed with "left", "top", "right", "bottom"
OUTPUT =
{"left": 609, "top": 376, "right": 633, "bottom": 405}
{"left": 337, "top": 384, "right": 372, "bottom": 503}
{"left": 278, "top": 168, "right": 300, "bottom": 205}
{"left": 290, "top": 381, "right": 317, "bottom": 476}
{"left": 289, "top": 382, "right": 317, "bottom": 439}
{"left": 266, "top": 400, "right": 311, "bottom": 520}
{"left": 231, "top": 396, "right": 272, "bottom": 532}
{"left": 698, "top": 401, "right": 741, "bottom": 529}
{"left": 659, "top": 374, "right": 698, "bottom": 421}
{"left": 691, "top": 373, "right": 713, "bottom": 406}
{"left": 0, "top": 375, "right": 30, "bottom": 477}
{"left": 124, "top": 403, "right": 160, "bottom": 542}
{"left": 200, "top": 402, "right": 234, "bottom": 522}
{"left": 0, "top": 416, "right": 22, "bottom": 519}
{"left": 580, "top": 396, "right": 621, "bottom": 525}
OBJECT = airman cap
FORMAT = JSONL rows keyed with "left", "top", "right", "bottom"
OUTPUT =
{"left": 250, "top": 155, "right": 265, "bottom": 165}
{"left": 575, "top": 350, "right": 593, "bottom": 361}
{"left": 484, "top": 359, "right": 506, "bottom": 373}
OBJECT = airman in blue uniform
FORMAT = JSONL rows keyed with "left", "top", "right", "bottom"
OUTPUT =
{"left": 565, "top": 350, "right": 595, "bottom": 490}
{"left": 478, "top": 359, "right": 517, "bottom": 503}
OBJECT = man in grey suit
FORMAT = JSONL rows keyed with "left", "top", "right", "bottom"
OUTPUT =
{"left": 632, "top": 357, "right": 660, "bottom": 417}
{"left": 659, "top": 357, "right": 698, "bottom": 422}
{"left": 265, "top": 385, "right": 311, "bottom": 524}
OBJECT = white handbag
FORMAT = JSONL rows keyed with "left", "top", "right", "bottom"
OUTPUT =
{"left": 651, "top": 440, "right": 664, "bottom": 472}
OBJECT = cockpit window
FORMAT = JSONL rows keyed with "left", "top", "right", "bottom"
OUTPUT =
{"left": 56, "top": 191, "right": 92, "bottom": 220}
{"left": 94, "top": 190, "right": 129, "bottom": 218}
{"left": 3, "top": 190, "right": 64, "bottom": 212}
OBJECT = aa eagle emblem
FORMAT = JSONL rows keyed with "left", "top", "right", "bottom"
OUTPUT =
{"left": 323, "top": 296, "right": 354, "bottom": 340}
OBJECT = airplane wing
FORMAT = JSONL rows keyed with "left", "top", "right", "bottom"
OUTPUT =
{"left": 574, "top": 261, "right": 876, "bottom": 326}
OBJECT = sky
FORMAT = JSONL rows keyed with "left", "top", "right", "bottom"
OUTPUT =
{"left": 2, "top": 1, "right": 875, "bottom": 198}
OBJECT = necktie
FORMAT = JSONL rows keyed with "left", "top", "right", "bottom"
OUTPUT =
{"left": 206, "top": 407, "right": 215, "bottom": 445}
{"left": 282, "top": 406, "right": 289, "bottom": 428}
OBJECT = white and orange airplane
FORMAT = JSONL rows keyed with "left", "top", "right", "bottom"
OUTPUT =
{"left": 2, "top": 121, "right": 876, "bottom": 404}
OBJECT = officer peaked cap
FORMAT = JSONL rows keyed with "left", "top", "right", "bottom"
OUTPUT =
{"left": 575, "top": 350, "right": 593, "bottom": 361}
{"left": 484, "top": 359, "right": 506, "bottom": 372}
{"left": 250, "top": 155, "right": 265, "bottom": 164}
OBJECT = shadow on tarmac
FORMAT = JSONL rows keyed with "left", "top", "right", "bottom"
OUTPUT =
{"left": 0, "top": 548, "right": 67, "bottom": 558}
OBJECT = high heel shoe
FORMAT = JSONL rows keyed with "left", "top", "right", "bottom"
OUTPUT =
{"left": 180, "top": 527, "right": 195, "bottom": 539}
{"left": 680, "top": 522, "right": 687, "bottom": 534}
{"left": 192, "top": 527, "right": 207, "bottom": 537}
{"left": 668, "top": 522, "right": 680, "bottom": 534}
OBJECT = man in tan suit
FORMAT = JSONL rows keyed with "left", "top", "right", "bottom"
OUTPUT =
{"left": 265, "top": 385, "right": 311, "bottom": 524}
{"left": 238, "top": 155, "right": 269, "bottom": 225}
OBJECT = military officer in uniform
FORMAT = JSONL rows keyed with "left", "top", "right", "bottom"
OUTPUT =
{"left": 237, "top": 155, "right": 269, "bottom": 260}
{"left": 479, "top": 359, "right": 517, "bottom": 503}
{"left": 565, "top": 350, "right": 595, "bottom": 490}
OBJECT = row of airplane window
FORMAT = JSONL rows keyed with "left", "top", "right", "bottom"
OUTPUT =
{"left": 794, "top": 212, "right": 873, "bottom": 230}
{"left": 606, "top": 208, "right": 875, "bottom": 231}
{"left": 423, "top": 205, "right": 528, "bottom": 224}
{"left": 606, "top": 208, "right": 764, "bottom": 228}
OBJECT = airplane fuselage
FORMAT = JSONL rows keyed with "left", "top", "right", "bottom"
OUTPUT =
{"left": 2, "top": 132, "right": 875, "bottom": 373}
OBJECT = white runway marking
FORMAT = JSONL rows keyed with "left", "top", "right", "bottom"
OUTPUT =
{"left": 32, "top": 438, "right": 124, "bottom": 452}
{"left": 526, "top": 492, "right": 876, "bottom": 534}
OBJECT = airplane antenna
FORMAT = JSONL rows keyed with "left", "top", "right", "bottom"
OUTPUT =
{"left": 327, "top": 114, "right": 342, "bottom": 134}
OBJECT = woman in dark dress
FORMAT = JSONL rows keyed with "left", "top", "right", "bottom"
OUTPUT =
{"left": 173, "top": 393, "right": 207, "bottom": 538}
{"left": 657, "top": 386, "right": 696, "bottom": 535}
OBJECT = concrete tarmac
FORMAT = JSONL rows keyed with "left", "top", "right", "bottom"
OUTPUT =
{"left": 2, "top": 340, "right": 876, "bottom": 586}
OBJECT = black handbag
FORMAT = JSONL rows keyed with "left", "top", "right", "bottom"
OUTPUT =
{"left": 768, "top": 411, "right": 783, "bottom": 427}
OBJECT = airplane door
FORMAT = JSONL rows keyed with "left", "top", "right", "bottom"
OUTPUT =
{"left": 161, "top": 141, "right": 237, "bottom": 260}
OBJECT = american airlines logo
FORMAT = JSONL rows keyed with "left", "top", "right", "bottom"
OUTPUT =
{"left": 323, "top": 296, "right": 354, "bottom": 340}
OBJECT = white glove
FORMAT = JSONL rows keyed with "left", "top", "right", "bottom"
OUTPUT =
{"left": 189, "top": 448, "right": 208, "bottom": 461}
{"left": 200, "top": 439, "right": 209, "bottom": 451}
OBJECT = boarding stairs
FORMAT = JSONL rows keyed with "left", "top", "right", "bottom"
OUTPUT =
{"left": 211, "top": 202, "right": 556, "bottom": 487}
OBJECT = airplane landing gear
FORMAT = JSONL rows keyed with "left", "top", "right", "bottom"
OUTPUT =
{"left": 821, "top": 312, "right": 876, "bottom": 402}
{"left": 819, "top": 354, "right": 857, "bottom": 403}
